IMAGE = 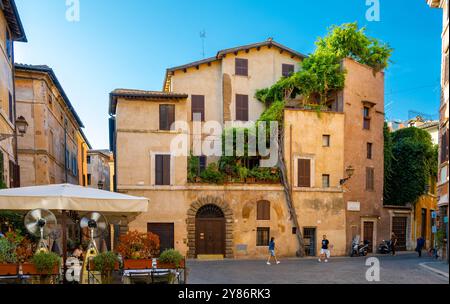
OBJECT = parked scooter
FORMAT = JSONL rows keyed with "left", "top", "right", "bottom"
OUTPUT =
{"left": 377, "top": 240, "right": 392, "bottom": 254}
{"left": 350, "top": 236, "right": 370, "bottom": 257}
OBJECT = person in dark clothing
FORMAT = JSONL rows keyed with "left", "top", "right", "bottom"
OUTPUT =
{"left": 416, "top": 236, "right": 425, "bottom": 257}
{"left": 319, "top": 235, "right": 331, "bottom": 263}
{"left": 390, "top": 233, "right": 398, "bottom": 256}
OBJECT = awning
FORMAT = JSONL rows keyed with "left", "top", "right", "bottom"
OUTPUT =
{"left": 0, "top": 184, "right": 148, "bottom": 213}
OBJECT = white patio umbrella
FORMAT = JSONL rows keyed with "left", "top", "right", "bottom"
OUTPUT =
{"left": 0, "top": 184, "right": 149, "bottom": 213}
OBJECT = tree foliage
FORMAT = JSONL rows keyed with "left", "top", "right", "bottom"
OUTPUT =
{"left": 384, "top": 127, "right": 438, "bottom": 206}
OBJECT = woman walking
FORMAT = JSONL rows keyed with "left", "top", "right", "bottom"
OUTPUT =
{"left": 267, "top": 237, "right": 280, "bottom": 265}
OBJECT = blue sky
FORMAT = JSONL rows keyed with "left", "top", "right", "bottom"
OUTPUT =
{"left": 14, "top": 0, "right": 443, "bottom": 149}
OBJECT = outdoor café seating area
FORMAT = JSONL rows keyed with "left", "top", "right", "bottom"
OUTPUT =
{"left": 0, "top": 184, "right": 187, "bottom": 284}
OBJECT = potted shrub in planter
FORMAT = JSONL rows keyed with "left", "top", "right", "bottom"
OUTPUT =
{"left": 0, "top": 236, "right": 18, "bottom": 276}
{"left": 116, "top": 230, "right": 160, "bottom": 270}
{"left": 156, "top": 249, "right": 185, "bottom": 269}
{"left": 22, "top": 252, "right": 60, "bottom": 284}
{"left": 91, "top": 251, "right": 119, "bottom": 284}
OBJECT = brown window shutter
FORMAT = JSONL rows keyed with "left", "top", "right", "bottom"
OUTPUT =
{"left": 235, "top": 58, "right": 248, "bottom": 76}
{"left": 163, "top": 155, "right": 171, "bottom": 185}
{"left": 159, "top": 105, "right": 167, "bottom": 130}
{"left": 236, "top": 94, "right": 249, "bottom": 121}
{"left": 155, "top": 155, "right": 163, "bottom": 185}
{"left": 257, "top": 200, "right": 270, "bottom": 220}
{"left": 366, "top": 167, "right": 374, "bottom": 190}
{"left": 191, "top": 95, "right": 205, "bottom": 121}
{"left": 167, "top": 105, "right": 175, "bottom": 130}
{"left": 298, "top": 159, "right": 311, "bottom": 187}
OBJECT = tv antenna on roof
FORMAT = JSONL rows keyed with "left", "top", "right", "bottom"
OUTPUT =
{"left": 200, "top": 29, "right": 206, "bottom": 58}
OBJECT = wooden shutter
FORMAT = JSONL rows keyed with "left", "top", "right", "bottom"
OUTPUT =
{"left": 257, "top": 200, "right": 270, "bottom": 220}
{"left": 282, "top": 64, "right": 295, "bottom": 77}
{"left": 366, "top": 167, "right": 374, "bottom": 190}
{"left": 298, "top": 159, "right": 311, "bottom": 187}
{"left": 155, "top": 155, "right": 171, "bottom": 185}
{"left": 191, "top": 95, "right": 205, "bottom": 121}
{"left": 159, "top": 105, "right": 175, "bottom": 130}
{"left": 235, "top": 58, "right": 248, "bottom": 76}
{"left": 236, "top": 95, "right": 249, "bottom": 121}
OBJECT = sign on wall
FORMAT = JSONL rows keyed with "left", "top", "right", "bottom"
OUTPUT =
{"left": 347, "top": 201, "right": 361, "bottom": 211}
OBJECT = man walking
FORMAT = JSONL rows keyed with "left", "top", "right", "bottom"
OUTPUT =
{"left": 266, "top": 237, "right": 280, "bottom": 265}
{"left": 318, "top": 235, "right": 331, "bottom": 263}
{"left": 416, "top": 236, "right": 425, "bottom": 258}
{"left": 390, "top": 233, "right": 398, "bottom": 256}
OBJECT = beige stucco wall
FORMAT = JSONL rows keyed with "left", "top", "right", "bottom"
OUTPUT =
{"left": 15, "top": 69, "right": 84, "bottom": 186}
{"left": 0, "top": 11, "right": 15, "bottom": 186}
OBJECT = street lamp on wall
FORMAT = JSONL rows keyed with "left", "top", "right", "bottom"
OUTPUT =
{"left": 340, "top": 165, "right": 355, "bottom": 186}
{"left": 0, "top": 116, "right": 29, "bottom": 141}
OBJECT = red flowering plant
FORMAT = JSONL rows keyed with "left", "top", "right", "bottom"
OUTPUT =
{"left": 116, "top": 230, "right": 160, "bottom": 259}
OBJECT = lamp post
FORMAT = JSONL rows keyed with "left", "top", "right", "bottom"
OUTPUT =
{"left": 340, "top": 165, "right": 355, "bottom": 186}
{"left": 0, "top": 116, "right": 28, "bottom": 141}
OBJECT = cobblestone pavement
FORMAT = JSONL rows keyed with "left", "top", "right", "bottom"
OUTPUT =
{"left": 187, "top": 252, "right": 449, "bottom": 284}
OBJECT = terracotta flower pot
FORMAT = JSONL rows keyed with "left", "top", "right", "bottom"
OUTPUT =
{"left": 21, "top": 263, "right": 59, "bottom": 275}
{"left": 123, "top": 259, "right": 153, "bottom": 270}
{"left": 156, "top": 259, "right": 185, "bottom": 269}
{"left": 0, "top": 264, "right": 18, "bottom": 276}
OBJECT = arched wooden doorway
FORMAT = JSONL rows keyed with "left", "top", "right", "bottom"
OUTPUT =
{"left": 195, "top": 204, "right": 225, "bottom": 256}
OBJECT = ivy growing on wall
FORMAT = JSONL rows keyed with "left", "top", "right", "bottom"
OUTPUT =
{"left": 384, "top": 127, "right": 438, "bottom": 206}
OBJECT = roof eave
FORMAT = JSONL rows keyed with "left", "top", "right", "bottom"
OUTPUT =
{"left": 2, "top": 0, "right": 27, "bottom": 42}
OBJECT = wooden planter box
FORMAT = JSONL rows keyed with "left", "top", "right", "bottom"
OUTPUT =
{"left": 156, "top": 259, "right": 185, "bottom": 269}
{"left": 123, "top": 259, "right": 153, "bottom": 270}
{"left": 88, "top": 261, "right": 120, "bottom": 271}
{"left": 0, "top": 264, "right": 18, "bottom": 276}
{"left": 21, "top": 263, "right": 59, "bottom": 275}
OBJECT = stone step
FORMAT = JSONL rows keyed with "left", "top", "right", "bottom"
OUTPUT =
{"left": 197, "top": 254, "right": 224, "bottom": 260}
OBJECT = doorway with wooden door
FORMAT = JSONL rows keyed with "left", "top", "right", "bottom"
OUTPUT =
{"left": 363, "top": 221, "right": 374, "bottom": 253}
{"left": 195, "top": 204, "right": 225, "bottom": 256}
{"left": 147, "top": 223, "right": 174, "bottom": 256}
{"left": 392, "top": 216, "right": 408, "bottom": 251}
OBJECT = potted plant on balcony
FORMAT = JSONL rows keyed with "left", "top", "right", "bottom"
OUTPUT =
{"left": 0, "top": 234, "right": 19, "bottom": 276}
{"left": 116, "top": 230, "right": 160, "bottom": 270}
{"left": 22, "top": 251, "right": 60, "bottom": 284}
{"left": 91, "top": 251, "right": 119, "bottom": 284}
{"left": 156, "top": 249, "right": 185, "bottom": 269}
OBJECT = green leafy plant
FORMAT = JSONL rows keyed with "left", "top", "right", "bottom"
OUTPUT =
{"left": 384, "top": 127, "right": 438, "bottom": 206}
{"left": 31, "top": 252, "right": 60, "bottom": 275}
{"left": 187, "top": 154, "right": 200, "bottom": 182}
{"left": 92, "top": 251, "right": 119, "bottom": 284}
{"left": 199, "top": 163, "right": 225, "bottom": 184}
{"left": 0, "top": 238, "right": 17, "bottom": 264}
{"left": 159, "top": 249, "right": 184, "bottom": 268}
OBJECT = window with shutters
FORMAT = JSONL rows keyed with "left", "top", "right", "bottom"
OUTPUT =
{"left": 6, "top": 29, "right": 12, "bottom": 61}
{"left": 8, "top": 92, "right": 14, "bottom": 123}
{"left": 298, "top": 158, "right": 312, "bottom": 188}
{"left": 366, "top": 167, "right": 374, "bottom": 191}
{"left": 363, "top": 107, "right": 371, "bottom": 130}
{"left": 87, "top": 174, "right": 92, "bottom": 186}
{"left": 199, "top": 155, "right": 207, "bottom": 174}
{"left": 155, "top": 154, "right": 171, "bottom": 186}
{"left": 235, "top": 94, "right": 249, "bottom": 121}
{"left": 282, "top": 64, "right": 295, "bottom": 77}
{"left": 444, "top": 50, "right": 449, "bottom": 85}
{"left": 191, "top": 95, "right": 205, "bottom": 121}
{"left": 322, "top": 135, "right": 330, "bottom": 147}
{"left": 367, "top": 143, "right": 373, "bottom": 159}
{"left": 235, "top": 58, "right": 248, "bottom": 76}
{"left": 256, "top": 227, "right": 270, "bottom": 246}
{"left": 441, "top": 129, "right": 449, "bottom": 163}
{"left": 322, "top": 174, "right": 330, "bottom": 188}
{"left": 257, "top": 200, "right": 270, "bottom": 220}
{"left": 159, "top": 104, "right": 175, "bottom": 131}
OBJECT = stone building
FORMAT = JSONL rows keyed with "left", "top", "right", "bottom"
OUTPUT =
{"left": 110, "top": 40, "right": 388, "bottom": 258}
{"left": 87, "top": 149, "right": 112, "bottom": 191}
{"left": 428, "top": 0, "right": 449, "bottom": 261}
{"left": 0, "top": 0, "right": 26, "bottom": 188}
{"left": 14, "top": 64, "right": 91, "bottom": 186}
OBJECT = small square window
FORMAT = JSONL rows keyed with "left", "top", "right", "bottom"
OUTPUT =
{"left": 322, "top": 174, "right": 330, "bottom": 188}
{"left": 256, "top": 227, "right": 270, "bottom": 247}
{"left": 323, "top": 135, "right": 330, "bottom": 147}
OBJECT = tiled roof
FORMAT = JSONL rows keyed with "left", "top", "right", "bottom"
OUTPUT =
{"left": 15, "top": 63, "right": 85, "bottom": 128}
{"left": 417, "top": 120, "right": 439, "bottom": 129}
{"left": 1, "top": 0, "right": 27, "bottom": 42}
{"left": 109, "top": 89, "right": 188, "bottom": 115}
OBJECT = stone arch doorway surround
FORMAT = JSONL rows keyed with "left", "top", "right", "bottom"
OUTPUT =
{"left": 187, "top": 196, "right": 234, "bottom": 258}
